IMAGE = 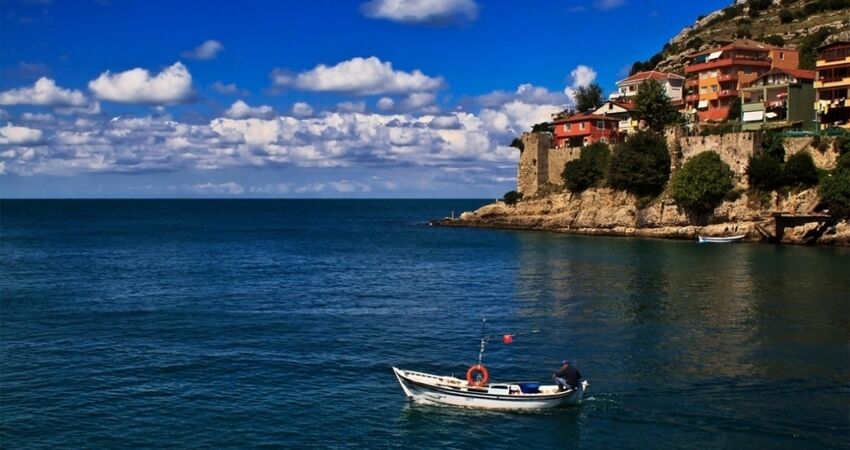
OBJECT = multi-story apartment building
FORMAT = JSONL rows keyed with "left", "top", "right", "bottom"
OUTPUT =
{"left": 684, "top": 39, "right": 799, "bottom": 122}
{"left": 612, "top": 70, "right": 685, "bottom": 104}
{"left": 741, "top": 68, "right": 816, "bottom": 131}
{"left": 815, "top": 41, "right": 850, "bottom": 128}
{"left": 551, "top": 113, "right": 620, "bottom": 148}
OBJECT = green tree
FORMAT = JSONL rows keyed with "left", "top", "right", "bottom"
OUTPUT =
{"left": 510, "top": 137, "right": 524, "bottom": 151}
{"left": 531, "top": 122, "right": 553, "bottom": 133}
{"left": 778, "top": 8, "right": 794, "bottom": 23}
{"left": 671, "top": 152, "right": 734, "bottom": 216}
{"left": 609, "top": 131, "right": 671, "bottom": 197}
{"left": 561, "top": 142, "right": 611, "bottom": 192}
{"left": 502, "top": 190, "right": 523, "bottom": 205}
{"left": 782, "top": 151, "right": 819, "bottom": 187}
{"left": 573, "top": 83, "right": 605, "bottom": 112}
{"left": 746, "top": 154, "right": 783, "bottom": 190}
{"left": 633, "top": 79, "right": 681, "bottom": 132}
{"left": 727, "top": 97, "right": 742, "bottom": 122}
{"left": 819, "top": 171, "right": 850, "bottom": 219}
{"left": 762, "top": 132, "right": 785, "bottom": 162}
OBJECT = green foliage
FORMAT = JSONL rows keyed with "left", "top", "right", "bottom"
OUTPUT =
{"left": 727, "top": 97, "right": 742, "bottom": 121}
{"left": 819, "top": 171, "right": 850, "bottom": 219}
{"left": 783, "top": 151, "right": 819, "bottom": 187}
{"left": 761, "top": 34, "right": 786, "bottom": 47}
{"left": 572, "top": 83, "right": 605, "bottom": 112}
{"left": 762, "top": 132, "right": 785, "bottom": 162}
{"left": 699, "top": 122, "right": 738, "bottom": 136}
{"left": 798, "top": 27, "right": 834, "bottom": 70}
{"left": 510, "top": 137, "right": 524, "bottom": 151}
{"left": 531, "top": 122, "right": 553, "bottom": 133}
{"left": 836, "top": 137, "right": 850, "bottom": 155}
{"left": 502, "top": 190, "right": 523, "bottom": 205}
{"left": 561, "top": 142, "right": 611, "bottom": 193}
{"left": 633, "top": 79, "right": 681, "bottom": 132}
{"left": 629, "top": 53, "right": 665, "bottom": 76}
{"left": 609, "top": 131, "right": 671, "bottom": 197}
{"left": 671, "top": 151, "right": 734, "bottom": 215}
{"left": 778, "top": 8, "right": 794, "bottom": 23}
{"left": 746, "top": 154, "right": 784, "bottom": 191}
{"left": 837, "top": 152, "right": 850, "bottom": 172}
{"left": 686, "top": 36, "right": 704, "bottom": 51}
{"left": 734, "top": 25, "right": 752, "bottom": 39}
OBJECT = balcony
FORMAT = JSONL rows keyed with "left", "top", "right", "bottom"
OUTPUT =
{"left": 717, "top": 89, "right": 738, "bottom": 98}
{"left": 814, "top": 77, "right": 850, "bottom": 89}
{"left": 687, "top": 79, "right": 699, "bottom": 87}
{"left": 685, "top": 94, "right": 700, "bottom": 102}
{"left": 718, "top": 73, "right": 738, "bottom": 82}
{"left": 685, "top": 58, "right": 771, "bottom": 74}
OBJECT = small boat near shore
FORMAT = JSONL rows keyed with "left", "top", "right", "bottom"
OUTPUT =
{"left": 392, "top": 367, "right": 587, "bottom": 409}
{"left": 697, "top": 234, "right": 745, "bottom": 243}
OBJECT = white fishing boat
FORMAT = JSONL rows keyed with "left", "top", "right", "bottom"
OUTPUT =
{"left": 392, "top": 320, "right": 588, "bottom": 410}
{"left": 697, "top": 234, "right": 745, "bottom": 243}
{"left": 392, "top": 367, "right": 587, "bottom": 409}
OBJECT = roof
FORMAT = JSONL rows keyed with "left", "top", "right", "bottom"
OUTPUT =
{"left": 816, "top": 40, "right": 850, "bottom": 51}
{"left": 690, "top": 39, "right": 785, "bottom": 58}
{"left": 553, "top": 113, "right": 620, "bottom": 123}
{"left": 595, "top": 99, "right": 636, "bottom": 111}
{"left": 617, "top": 70, "right": 685, "bottom": 85}
{"left": 744, "top": 67, "right": 816, "bottom": 86}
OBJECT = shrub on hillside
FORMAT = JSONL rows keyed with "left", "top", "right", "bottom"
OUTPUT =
{"left": 778, "top": 8, "right": 794, "bottom": 23}
{"left": 838, "top": 152, "right": 850, "bottom": 172}
{"left": 746, "top": 154, "right": 783, "bottom": 191}
{"left": 783, "top": 151, "right": 819, "bottom": 187}
{"left": 836, "top": 137, "right": 850, "bottom": 155}
{"left": 819, "top": 171, "right": 850, "bottom": 219}
{"left": 502, "top": 190, "right": 523, "bottom": 205}
{"left": 608, "top": 131, "right": 671, "bottom": 197}
{"left": 762, "top": 131, "right": 785, "bottom": 162}
{"left": 671, "top": 151, "right": 734, "bottom": 216}
{"left": 562, "top": 142, "right": 610, "bottom": 192}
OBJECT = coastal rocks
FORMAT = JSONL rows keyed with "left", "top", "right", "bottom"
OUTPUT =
{"left": 452, "top": 187, "right": 849, "bottom": 246}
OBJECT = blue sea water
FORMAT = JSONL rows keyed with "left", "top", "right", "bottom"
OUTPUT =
{"left": 1, "top": 199, "right": 848, "bottom": 449}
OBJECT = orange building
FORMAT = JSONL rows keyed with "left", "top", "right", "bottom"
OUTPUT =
{"left": 815, "top": 41, "right": 850, "bottom": 128}
{"left": 684, "top": 39, "right": 799, "bottom": 122}
{"left": 551, "top": 113, "right": 620, "bottom": 148}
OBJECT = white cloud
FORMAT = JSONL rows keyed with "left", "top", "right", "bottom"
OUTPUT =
{"left": 377, "top": 97, "right": 395, "bottom": 110}
{"left": 291, "top": 102, "right": 314, "bottom": 117}
{"left": 225, "top": 100, "right": 274, "bottom": 119}
{"left": 360, "top": 0, "right": 478, "bottom": 25}
{"left": 400, "top": 92, "right": 435, "bottom": 110}
{"left": 88, "top": 62, "right": 194, "bottom": 104}
{"left": 189, "top": 182, "right": 244, "bottom": 195}
{"left": 181, "top": 40, "right": 224, "bottom": 60}
{"left": 0, "top": 77, "right": 87, "bottom": 106}
{"left": 563, "top": 64, "right": 598, "bottom": 100}
{"left": 593, "top": 0, "right": 626, "bottom": 10}
{"left": 272, "top": 56, "right": 444, "bottom": 95}
{"left": 0, "top": 123, "right": 43, "bottom": 145}
{"left": 336, "top": 101, "right": 366, "bottom": 113}
{"left": 477, "top": 83, "right": 568, "bottom": 108}
{"left": 211, "top": 81, "right": 248, "bottom": 96}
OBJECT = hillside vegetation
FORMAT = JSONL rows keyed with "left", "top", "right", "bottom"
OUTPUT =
{"left": 629, "top": 0, "right": 850, "bottom": 75}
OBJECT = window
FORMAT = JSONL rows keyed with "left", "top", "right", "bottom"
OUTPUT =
{"left": 580, "top": 122, "right": 586, "bottom": 130}
{"left": 780, "top": 52, "right": 784, "bottom": 60}
{"left": 711, "top": 85, "right": 718, "bottom": 92}
{"left": 700, "top": 86, "right": 707, "bottom": 94}
{"left": 564, "top": 123, "right": 571, "bottom": 132}
{"left": 597, "top": 121, "right": 605, "bottom": 129}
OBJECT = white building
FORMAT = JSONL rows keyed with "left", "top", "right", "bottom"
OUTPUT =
{"left": 613, "top": 70, "right": 685, "bottom": 102}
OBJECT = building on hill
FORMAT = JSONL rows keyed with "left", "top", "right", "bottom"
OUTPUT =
{"left": 815, "top": 41, "right": 850, "bottom": 129}
{"left": 740, "top": 68, "right": 816, "bottom": 131}
{"left": 551, "top": 112, "right": 620, "bottom": 148}
{"left": 593, "top": 100, "right": 637, "bottom": 135}
{"left": 684, "top": 39, "right": 800, "bottom": 122}
{"left": 613, "top": 70, "right": 685, "bottom": 105}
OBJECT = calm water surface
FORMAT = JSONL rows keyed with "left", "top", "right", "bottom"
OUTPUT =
{"left": 1, "top": 200, "right": 848, "bottom": 449}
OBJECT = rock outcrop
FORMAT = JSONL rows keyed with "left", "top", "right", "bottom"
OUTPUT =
{"left": 441, "top": 187, "right": 849, "bottom": 246}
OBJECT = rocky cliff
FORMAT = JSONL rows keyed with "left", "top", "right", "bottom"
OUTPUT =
{"left": 444, "top": 187, "right": 849, "bottom": 246}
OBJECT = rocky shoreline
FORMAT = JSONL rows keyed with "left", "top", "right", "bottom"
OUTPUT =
{"left": 435, "top": 188, "right": 850, "bottom": 246}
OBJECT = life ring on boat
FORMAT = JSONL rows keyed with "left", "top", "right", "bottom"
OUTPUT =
{"left": 466, "top": 364, "right": 489, "bottom": 386}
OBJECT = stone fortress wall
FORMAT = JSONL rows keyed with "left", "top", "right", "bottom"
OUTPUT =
{"left": 517, "top": 131, "right": 836, "bottom": 197}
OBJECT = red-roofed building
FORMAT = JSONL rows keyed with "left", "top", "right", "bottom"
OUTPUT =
{"left": 593, "top": 100, "right": 637, "bottom": 134}
{"left": 551, "top": 113, "right": 621, "bottom": 148}
{"left": 685, "top": 39, "right": 800, "bottom": 122}
{"left": 614, "top": 70, "right": 685, "bottom": 102}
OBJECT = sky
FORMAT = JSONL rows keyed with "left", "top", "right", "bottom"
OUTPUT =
{"left": 0, "top": 0, "right": 730, "bottom": 198}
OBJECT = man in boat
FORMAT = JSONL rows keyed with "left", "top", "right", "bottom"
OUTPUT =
{"left": 553, "top": 360, "right": 582, "bottom": 391}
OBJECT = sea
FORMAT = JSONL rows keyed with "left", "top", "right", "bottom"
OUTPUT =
{"left": 1, "top": 199, "right": 848, "bottom": 449}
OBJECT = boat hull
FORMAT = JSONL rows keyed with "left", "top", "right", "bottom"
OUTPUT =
{"left": 392, "top": 367, "right": 585, "bottom": 410}
{"left": 698, "top": 235, "right": 745, "bottom": 243}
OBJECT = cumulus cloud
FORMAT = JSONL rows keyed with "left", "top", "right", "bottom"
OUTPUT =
{"left": 563, "top": 64, "right": 598, "bottom": 100}
{"left": 377, "top": 97, "right": 395, "bottom": 111}
{"left": 0, "top": 123, "right": 43, "bottom": 145}
{"left": 360, "top": 0, "right": 478, "bottom": 25}
{"left": 272, "top": 56, "right": 444, "bottom": 95}
{"left": 477, "top": 83, "right": 568, "bottom": 108}
{"left": 291, "top": 102, "right": 314, "bottom": 117}
{"left": 336, "top": 101, "right": 367, "bottom": 113}
{"left": 181, "top": 40, "right": 224, "bottom": 60}
{"left": 211, "top": 81, "right": 249, "bottom": 96}
{"left": 0, "top": 77, "right": 87, "bottom": 106}
{"left": 224, "top": 100, "right": 274, "bottom": 119}
{"left": 188, "top": 182, "right": 244, "bottom": 195}
{"left": 400, "top": 92, "right": 435, "bottom": 111}
{"left": 88, "top": 62, "right": 194, "bottom": 104}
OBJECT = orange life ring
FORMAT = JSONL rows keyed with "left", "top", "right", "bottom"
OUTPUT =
{"left": 466, "top": 364, "right": 489, "bottom": 386}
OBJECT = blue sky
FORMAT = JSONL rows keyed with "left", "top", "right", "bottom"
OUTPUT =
{"left": 0, "top": 0, "right": 729, "bottom": 198}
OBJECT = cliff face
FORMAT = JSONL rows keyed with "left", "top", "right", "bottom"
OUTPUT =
{"left": 453, "top": 188, "right": 849, "bottom": 245}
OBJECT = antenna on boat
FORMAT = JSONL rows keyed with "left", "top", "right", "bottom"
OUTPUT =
{"left": 478, "top": 318, "right": 487, "bottom": 366}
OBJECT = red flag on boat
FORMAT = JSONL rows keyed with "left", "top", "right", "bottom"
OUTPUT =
{"left": 502, "top": 334, "right": 513, "bottom": 344}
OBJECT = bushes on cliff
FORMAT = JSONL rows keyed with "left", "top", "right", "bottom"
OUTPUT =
{"left": 819, "top": 171, "right": 850, "bottom": 219}
{"left": 562, "top": 142, "right": 610, "bottom": 192}
{"left": 502, "top": 190, "right": 523, "bottom": 206}
{"left": 782, "top": 151, "right": 819, "bottom": 187}
{"left": 746, "top": 154, "right": 783, "bottom": 191}
{"left": 608, "top": 131, "right": 671, "bottom": 197}
{"left": 671, "top": 151, "right": 734, "bottom": 216}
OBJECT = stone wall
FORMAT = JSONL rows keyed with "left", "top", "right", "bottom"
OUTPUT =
{"left": 784, "top": 136, "right": 839, "bottom": 170}
{"left": 547, "top": 147, "right": 582, "bottom": 186}
{"left": 517, "top": 132, "right": 551, "bottom": 197}
{"left": 679, "top": 132, "right": 760, "bottom": 187}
